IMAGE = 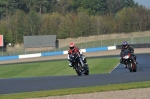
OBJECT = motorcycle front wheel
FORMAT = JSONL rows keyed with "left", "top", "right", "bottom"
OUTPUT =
{"left": 128, "top": 63, "right": 133, "bottom": 72}
{"left": 74, "top": 63, "right": 82, "bottom": 76}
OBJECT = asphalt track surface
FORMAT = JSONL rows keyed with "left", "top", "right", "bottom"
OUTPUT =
{"left": 0, "top": 53, "right": 150, "bottom": 94}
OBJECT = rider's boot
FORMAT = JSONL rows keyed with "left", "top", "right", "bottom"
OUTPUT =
{"left": 124, "top": 62, "right": 127, "bottom": 68}
{"left": 135, "top": 61, "right": 138, "bottom": 65}
{"left": 133, "top": 55, "right": 138, "bottom": 65}
{"left": 68, "top": 61, "right": 72, "bottom": 67}
{"left": 82, "top": 57, "right": 88, "bottom": 66}
{"left": 124, "top": 65, "right": 127, "bottom": 68}
{"left": 133, "top": 58, "right": 138, "bottom": 65}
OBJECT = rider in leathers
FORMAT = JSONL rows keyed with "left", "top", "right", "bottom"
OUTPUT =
{"left": 68, "top": 42, "right": 87, "bottom": 67}
{"left": 120, "top": 41, "right": 138, "bottom": 68}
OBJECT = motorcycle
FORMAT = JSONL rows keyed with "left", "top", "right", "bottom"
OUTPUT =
{"left": 121, "top": 50, "right": 137, "bottom": 72}
{"left": 69, "top": 52, "right": 89, "bottom": 76}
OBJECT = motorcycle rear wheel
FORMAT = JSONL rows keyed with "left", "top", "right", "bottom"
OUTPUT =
{"left": 132, "top": 62, "right": 137, "bottom": 72}
{"left": 84, "top": 65, "right": 89, "bottom": 75}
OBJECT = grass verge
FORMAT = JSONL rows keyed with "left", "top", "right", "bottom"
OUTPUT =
{"left": 0, "top": 57, "right": 119, "bottom": 78}
{"left": 0, "top": 81, "right": 150, "bottom": 99}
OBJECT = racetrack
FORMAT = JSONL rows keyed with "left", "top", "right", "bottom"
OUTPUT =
{"left": 111, "top": 53, "right": 150, "bottom": 73}
{"left": 0, "top": 48, "right": 150, "bottom": 94}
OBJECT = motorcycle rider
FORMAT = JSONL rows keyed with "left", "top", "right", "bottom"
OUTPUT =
{"left": 120, "top": 41, "right": 138, "bottom": 68}
{"left": 68, "top": 42, "right": 87, "bottom": 67}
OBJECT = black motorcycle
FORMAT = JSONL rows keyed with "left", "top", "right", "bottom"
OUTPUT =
{"left": 69, "top": 52, "right": 89, "bottom": 76}
{"left": 121, "top": 50, "right": 137, "bottom": 72}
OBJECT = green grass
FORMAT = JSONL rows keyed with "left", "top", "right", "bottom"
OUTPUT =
{"left": 0, "top": 81, "right": 150, "bottom": 99}
{"left": 0, "top": 58, "right": 119, "bottom": 78}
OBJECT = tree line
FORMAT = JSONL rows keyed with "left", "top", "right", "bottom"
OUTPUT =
{"left": 0, "top": 0, "right": 150, "bottom": 46}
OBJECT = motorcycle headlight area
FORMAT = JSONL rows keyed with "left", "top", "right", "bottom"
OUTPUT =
{"left": 123, "top": 55, "right": 129, "bottom": 59}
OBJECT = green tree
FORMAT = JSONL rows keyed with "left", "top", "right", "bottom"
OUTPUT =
{"left": 33, "top": 0, "right": 49, "bottom": 14}
{"left": 0, "top": 0, "right": 18, "bottom": 18}
{"left": 116, "top": 6, "right": 150, "bottom": 33}
{"left": 89, "top": 16, "right": 98, "bottom": 35}
{"left": 26, "top": 10, "right": 41, "bottom": 36}
{"left": 39, "top": 14, "right": 51, "bottom": 35}
{"left": 74, "top": 12, "right": 91, "bottom": 37}
{"left": 58, "top": 13, "right": 73, "bottom": 39}
{"left": 116, "top": 7, "right": 134, "bottom": 33}
{"left": 106, "top": 0, "right": 138, "bottom": 15}
{"left": 39, "top": 12, "right": 62, "bottom": 37}
{"left": 55, "top": 0, "right": 72, "bottom": 15}
{"left": 11, "top": 10, "right": 27, "bottom": 43}
{"left": 17, "top": 0, "right": 50, "bottom": 14}
{"left": 71, "top": 0, "right": 106, "bottom": 15}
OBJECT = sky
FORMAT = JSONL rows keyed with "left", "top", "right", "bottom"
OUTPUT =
{"left": 134, "top": 0, "right": 150, "bottom": 8}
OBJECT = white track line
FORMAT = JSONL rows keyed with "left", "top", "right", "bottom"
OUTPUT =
{"left": 109, "top": 63, "right": 120, "bottom": 74}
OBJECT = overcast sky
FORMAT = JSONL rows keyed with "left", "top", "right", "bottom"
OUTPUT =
{"left": 134, "top": 0, "right": 150, "bottom": 8}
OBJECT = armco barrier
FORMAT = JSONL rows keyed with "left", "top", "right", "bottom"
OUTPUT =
{"left": 19, "top": 53, "right": 41, "bottom": 59}
{"left": 86, "top": 47, "right": 108, "bottom": 52}
{"left": 86, "top": 46, "right": 116, "bottom": 52}
{"left": 0, "top": 46, "right": 116, "bottom": 61}
{"left": 41, "top": 51, "right": 63, "bottom": 56}
{"left": 0, "top": 56, "right": 19, "bottom": 61}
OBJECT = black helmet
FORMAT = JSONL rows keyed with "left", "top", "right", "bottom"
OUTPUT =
{"left": 122, "top": 41, "right": 128, "bottom": 48}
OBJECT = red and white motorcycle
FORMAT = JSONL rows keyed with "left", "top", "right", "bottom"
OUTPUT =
{"left": 122, "top": 50, "right": 137, "bottom": 72}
